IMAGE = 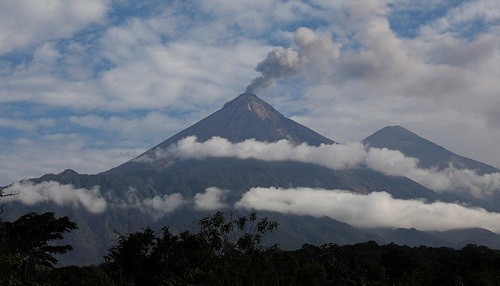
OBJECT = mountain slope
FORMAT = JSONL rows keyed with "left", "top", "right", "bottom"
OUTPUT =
{"left": 5, "top": 93, "right": 496, "bottom": 265}
{"left": 157, "top": 93, "right": 335, "bottom": 146}
{"left": 107, "top": 93, "right": 334, "bottom": 176}
{"left": 363, "top": 125, "right": 498, "bottom": 174}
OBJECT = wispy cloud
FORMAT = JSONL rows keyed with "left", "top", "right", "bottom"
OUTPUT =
{"left": 193, "top": 187, "right": 228, "bottom": 210}
{"left": 0, "top": 117, "right": 55, "bottom": 131}
{"left": 0, "top": 0, "right": 499, "bottom": 189}
{"left": 0, "top": 133, "right": 144, "bottom": 186}
{"left": 235, "top": 187, "right": 500, "bottom": 233}
{"left": 0, "top": 0, "right": 109, "bottom": 54}
{"left": 3, "top": 181, "right": 107, "bottom": 213}
{"left": 109, "top": 187, "right": 186, "bottom": 219}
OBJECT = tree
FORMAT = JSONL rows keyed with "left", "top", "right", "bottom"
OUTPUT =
{"left": 197, "top": 211, "right": 278, "bottom": 255}
{"left": 0, "top": 212, "right": 77, "bottom": 284}
{"left": 103, "top": 211, "right": 279, "bottom": 285}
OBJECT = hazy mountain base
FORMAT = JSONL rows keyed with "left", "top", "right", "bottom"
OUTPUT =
{"left": 3, "top": 93, "right": 500, "bottom": 266}
{"left": 4, "top": 211, "right": 500, "bottom": 286}
{"left": 4, "top": 156, "right": 500, "bottom": 265}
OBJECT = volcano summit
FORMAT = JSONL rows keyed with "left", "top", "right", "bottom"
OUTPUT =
{"left": 2, "top": 92, "right": 500, "bottom": 265}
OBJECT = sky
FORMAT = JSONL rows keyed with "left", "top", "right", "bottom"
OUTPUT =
{"left": 0, "top": 0, "right": 499, "bottom": 187}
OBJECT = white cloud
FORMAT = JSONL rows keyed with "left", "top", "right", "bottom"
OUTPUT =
{"left": 0, "top": 0, "right": 499, "bottom": 199}
{"left": 166, "top": 136, "right": 365, "bottom": 170}
{"left": 162, "top": 136, "right": 500, "bottom": 197}
{"left": 3, "top": 180, "right": 107, "bottom": 213}
{"left": 256, "top": 9, "right": 500, "bottom": 166}
{"left": 0, "top": 0, "right": 109, "bottom": 54}
{"left": 419, "top": 0, "right": 500, "bottom": 36}
{"left": 69, "top": 112, "right": 189, "bottom": 141}
{"left": 0, "top": 133, "right": 144, "bottom": 186}
{"left": 0, "top": 117, "right": 55, "bottom": 131}
{"left": 235, "top": 187, "right": 500, "bottom": 233}
{"left": 142, "top": 193, "right": 185, "bottom": 218}
{"left": 193, "top": 187, "right": 228, "bottom": 210}
{"left": 111, "top": 188, "right": 186, "bottom": 219}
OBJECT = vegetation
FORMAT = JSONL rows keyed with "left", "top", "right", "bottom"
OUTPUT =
{"left": 0, "top": 212, "right": 77, "bottom": 285}
{"left": 2, "top": 209, "right": 500, "bottom": 285}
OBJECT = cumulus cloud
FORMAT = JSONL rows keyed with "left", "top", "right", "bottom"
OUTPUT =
{"left": 293, "top": 27, "right": 341, "bottom": 79}
{"left": 161, "top": 136, "right": 500, "bottom": 197}
{"left": 69, "top": 112, "right": 188, "bottom": 141}
{"left": 418, "top": 0, "right": 500, "bottom": 36}
{"left": 0, "top": 0, "right": 109, "bottom": 54}
{"left": 243, "top": 2, "right": 499, "bottom": 167}
{"left": 166, "top": 136, "right": 365, "bottom": 169}
{"left": 142, "top": 193, "right": 185, "bottom": 217}
{"left": 194, "top": 187, "right": 228, "bottom": 210}
{"left": 0, "top": 133, "right": 144, "bottom": 186}
{"left": 365, "top": 147, "right": 500, "bottom": 197}
{"left": 235, "top": 187, "right": 500, "bottom": 233}
{"left": 0, "top": 117, "right": 55, "bottom": 131}
{"left": 2, "top": 181, "right": 107, "bottom": 213}
{"left": 111, "top": 188, "right": 185, "bottom": 219}
{"left": 1, "top": 0, "right": 499, "bottom": 199}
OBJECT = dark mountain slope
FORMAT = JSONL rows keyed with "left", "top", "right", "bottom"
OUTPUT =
{"left": 157, "top": 93, "right": 335, "bottom": 146}
{"left": 108, "top": 93, "right": 334, "bottom": 176}
{"left": 363, "top": 125, "right": 498, "bottom": 174}
{"left": 5, "top": 93, "right": 496, "bottom": 265}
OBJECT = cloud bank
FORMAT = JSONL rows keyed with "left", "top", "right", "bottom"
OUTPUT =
{"left": 3, "top": 181, "right": 107, "bottom": 213}
{"left": 0, "top": 181, "right": 226, "bottom": 218}
{"left": 110, "top": 188, "right": 186, "bottom": 219}
{"left": 0, "top": 0, "right": 109, "bottom": 54}
{"left": 193, "top": 187, "right": 228, "bottom": 210}
{"left": 161, "top": 136, "right": 500, "bottom": 197}
{"left": 235, "top": 187, "right": 500, "bottom": 233}
{"left": 1, "top": 0, "right": 499, "bottom": 185}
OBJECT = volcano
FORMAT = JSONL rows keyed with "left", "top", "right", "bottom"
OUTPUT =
{"left": 104, "top": 93, "right": 436, "bottom": 201}
{"left": 363, "top": 125, "right": 498, "bottom": 174}
{"left": 4, "top": 92, "right": 498, "bottom": 265}
{"left": 107, "top": 93, "right": 334, "bottom": 176}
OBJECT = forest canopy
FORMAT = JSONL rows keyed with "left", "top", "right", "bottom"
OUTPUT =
{"left": 1, "top": 210, "right": 500, "bottom": 285}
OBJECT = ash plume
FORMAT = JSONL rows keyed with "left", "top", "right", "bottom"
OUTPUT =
{"left": 246, "top": 47, "right": 306, "bottom": 93}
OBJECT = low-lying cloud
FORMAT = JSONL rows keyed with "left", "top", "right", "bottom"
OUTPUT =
{"left": 1, "top": 180, "right": 229, "bottom": 218}
{"left": 168, "top": 136, "right": 365, "bottom": 169}
{"left": 194, "top": 187, "right": 228, "bottom": 210}
{"left": 111, "top": 187, "right": 186, "bottom": 219}
{"left": 160, "top": 136, "right": 500, "bottom": 197}
{"left": 107, "top": 187, "right": 230, "bottom": 218}
{"left": 235, "top": 187, "right": 500, "bottom": 233}
{"left": 3, "top": 181, "right": 107, "bottom": 213}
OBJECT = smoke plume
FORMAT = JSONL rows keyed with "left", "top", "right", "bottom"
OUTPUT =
{"left": 246, "top": 27, "right": 340, "bottom": 92}
{"left": 246, "top": 47, "right": 306, "bottom": 93}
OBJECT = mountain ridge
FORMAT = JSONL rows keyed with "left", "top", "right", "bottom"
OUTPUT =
{"left": 3, "top": 93, "right": 500, "bottom": 265}
{"left": 106, "top": 92, "right": 335, "bottom": 176}
{"left": 363, "top": 125, "right": 498, "bottom": 174}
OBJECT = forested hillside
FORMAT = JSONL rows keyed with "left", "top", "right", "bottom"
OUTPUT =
{"left": 2, "top": 210, "right": 500, "bottom": 285}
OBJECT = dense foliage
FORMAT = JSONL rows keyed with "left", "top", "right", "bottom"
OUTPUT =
{"left": 0, "top": 212, "right": 77, "bottom": 285}
{"left": 2, "top": 210, "right": 500, "bottom": 285}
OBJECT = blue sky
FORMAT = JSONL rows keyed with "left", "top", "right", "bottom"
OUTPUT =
{"left": 0, "top": 0, "right": 499, "bottom": 186}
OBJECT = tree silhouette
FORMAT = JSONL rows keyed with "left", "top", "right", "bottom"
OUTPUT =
{"left": 0, "top": 212, "right": 77, "bottom": 284}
